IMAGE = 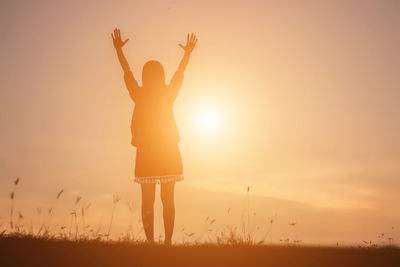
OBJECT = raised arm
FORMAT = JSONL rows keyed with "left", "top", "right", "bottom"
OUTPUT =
{"left": 169, "top": 33, "right": 197, "bottom": 99}
{"left": 111, "top": 28, "right": 131, "bottom": 73}
{"left": 111, "top": 28, "right": 139, "bottom": 102}
{"left": 177, "top": 33, "right": 198, "bottom": 73}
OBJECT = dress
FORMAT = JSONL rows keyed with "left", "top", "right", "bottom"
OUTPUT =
{"left": 134, "top": 141, "right": 184, "bottom": 184}
{"left": 124, "top": 66, "right": 184, "bottom": 184}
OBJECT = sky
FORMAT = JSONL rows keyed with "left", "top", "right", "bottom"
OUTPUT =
{"left": 0, "top": 0, "right": 399, "bottom": 244}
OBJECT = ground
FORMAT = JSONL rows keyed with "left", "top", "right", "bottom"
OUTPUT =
{"left": 1, "top": 236, "right": 399, "bottom": 267}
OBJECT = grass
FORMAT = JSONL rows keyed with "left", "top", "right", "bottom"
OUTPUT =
{"left": 2, "top": 178, "right": 294, "bottom": 245}
{"left": 1, "top": 178, "right": 398, "bottom": 246}
{"left": 1, "top": 178, "right": 400, "bottom": 266}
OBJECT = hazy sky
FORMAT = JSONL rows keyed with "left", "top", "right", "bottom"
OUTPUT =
{"left": 0, "top": 0, "right": 399, "bottom": 244}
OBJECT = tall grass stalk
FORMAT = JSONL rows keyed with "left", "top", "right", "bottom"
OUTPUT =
{"left": 107, "top": 195, "right": 120, "bottom": 239}
{"left": 9, "top": 178, "right": 20, "bottom": 230}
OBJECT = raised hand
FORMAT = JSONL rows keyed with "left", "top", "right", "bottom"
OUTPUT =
{"left": 178, "top": 33, "right": 198, "bottom": 53}
{"left": 111, "top": 28, "right": 129, "bottom": 50}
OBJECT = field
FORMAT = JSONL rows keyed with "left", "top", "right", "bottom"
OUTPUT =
{"left": 2, "top": 178, "right": 400, "bottom": 266}
{"left": 1, "top": 235, "right": 399, "bottom": 267}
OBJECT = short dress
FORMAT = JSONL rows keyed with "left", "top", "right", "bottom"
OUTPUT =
{"left": 134, "top": 142, "right": 184, "bottom": 184}
{"left": 124, "top": 68, "right": 185, "bottom": 184}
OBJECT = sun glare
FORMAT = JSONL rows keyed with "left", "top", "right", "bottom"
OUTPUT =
{"left": 196, "top": 108, "right": 220, "bottom": 133}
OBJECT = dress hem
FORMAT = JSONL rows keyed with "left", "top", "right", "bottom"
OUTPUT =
{"left": 134, "top": 174, "right": 184, "bottom": 184}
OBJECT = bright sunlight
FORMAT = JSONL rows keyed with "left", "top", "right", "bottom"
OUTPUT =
{"left": 196, "top": 107, "right": 221, "bottom": 133}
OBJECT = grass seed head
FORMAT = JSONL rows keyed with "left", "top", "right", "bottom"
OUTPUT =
{"left": 113, "top": 195, "right": 120, "bottom": 204}
{"left": 56, "top": 189, "right": 64, "bottom": 199}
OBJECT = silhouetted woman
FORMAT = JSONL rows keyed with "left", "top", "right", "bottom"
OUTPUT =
{"left": 111, "top": 28, "right": 197, "bottom": 245}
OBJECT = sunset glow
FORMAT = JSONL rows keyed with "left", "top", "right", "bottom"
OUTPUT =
{"left": 0, "top": 0, "right": 399, "bottom": 247}
{"left": 196, "top": 107, "right": 220, "bottom": 133}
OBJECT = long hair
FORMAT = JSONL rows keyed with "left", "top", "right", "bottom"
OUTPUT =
{"left": 142, "top": 60, "right": 165, "bottom": 88}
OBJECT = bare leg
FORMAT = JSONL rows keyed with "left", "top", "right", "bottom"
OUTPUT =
{"left": 161, "top": 181, "right": 175, "bottom": 245}
{"left": 141, "top": 183, "right": 156, "bottom": 243}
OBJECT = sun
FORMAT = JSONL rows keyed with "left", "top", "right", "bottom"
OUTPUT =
{"left": 196, "top": 107, "right": 220, "bottom": 133}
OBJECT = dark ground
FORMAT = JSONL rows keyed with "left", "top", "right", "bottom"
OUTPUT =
{"left": 1, "top": 236, "right": 399, "bottom": 267}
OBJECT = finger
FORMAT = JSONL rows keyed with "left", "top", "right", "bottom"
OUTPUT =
{"left": 118, "top": 29, "right": 121, "bottom": 38}
{"left": 111, "top": 33, "right": 114, "bottom": 41}
{"left": 178, "top": 44, "right": 185, "bottom": 49}
{"left": 122, "top": 38, "right": 129, "bottom": 46}
{"left": 194, "top": 38, "right": 198, "bottom": 47}
{"left": 187, "top": 33, "right": 189, "bottom": 44}
{"left": 114, "top": 28, "right": 118, "bottom": 37}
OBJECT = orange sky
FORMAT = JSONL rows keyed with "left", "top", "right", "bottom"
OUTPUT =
{"left": 0, "top": 0, "right": 399, "bottom": 244}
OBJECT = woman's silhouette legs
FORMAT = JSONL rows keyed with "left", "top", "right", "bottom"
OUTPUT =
{"left": 141, "top": 182, "right": 175, "bottom": 244}
{"left": 141, "top": 183, "right": 155, "bottom": 243}
{"left": 161, "top": 181, "right": 175, "bottom": 245}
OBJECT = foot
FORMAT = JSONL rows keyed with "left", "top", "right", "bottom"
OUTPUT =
{"left": 164, "top": 239, "right": 172, "bottom": 246}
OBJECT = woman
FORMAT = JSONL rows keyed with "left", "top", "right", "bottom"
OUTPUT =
{"left": 111, "top": 28, "right": 197, "bottom": 245}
